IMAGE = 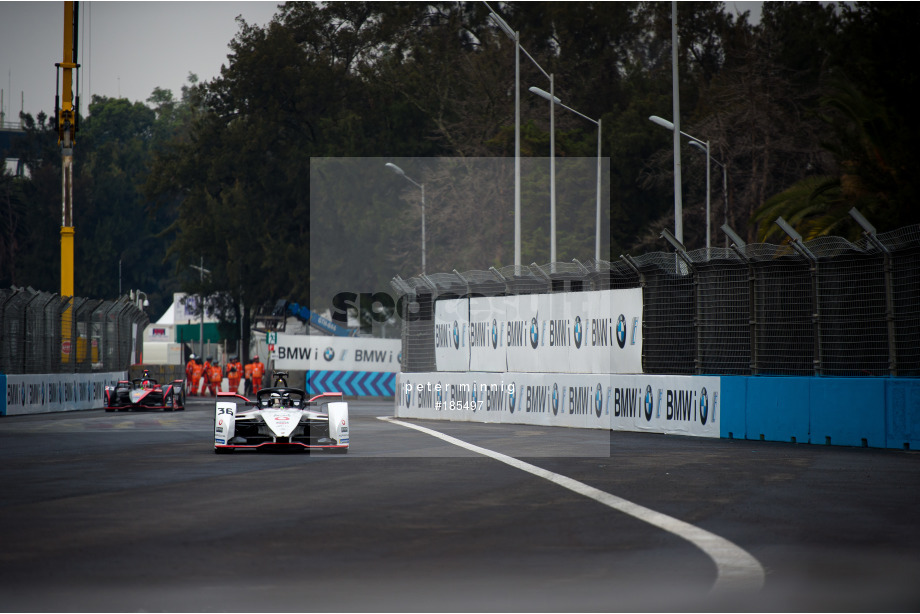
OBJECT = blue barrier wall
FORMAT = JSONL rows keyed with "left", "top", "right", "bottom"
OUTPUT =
{"left": 721, "top": 376, "right": 919, "bottom": 450}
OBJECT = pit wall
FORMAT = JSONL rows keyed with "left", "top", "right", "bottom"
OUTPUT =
{"left": 395, "top": 372, "right": 920, "bottom": 450}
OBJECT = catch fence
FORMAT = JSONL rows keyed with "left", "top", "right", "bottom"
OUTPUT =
{"left": 391, "top": 224, "right": 920, "bottom": 377}
{"left": 0, "top": 287, "right": 147, "bottom": 375}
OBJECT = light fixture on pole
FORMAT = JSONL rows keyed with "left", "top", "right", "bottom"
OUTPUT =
{"left": 190, "top": 258, "right": 211, "bottom": 361}
{"left": 690, "top": 142, "right": 728, "bottom": 247}
{"left": 650, "top": 115, "right": 720, "bottom": 251}
{"left": 130, "top": 290, "right": 149, "bottom": 311}
{"left": 487, "top": 4, "right": 521, "bottom": 270}
{"left": 486, "top": 1, "right": 555, "bottom": 267}
{"left": 529, "top": 86, "right": 603, "bottom": 261}
{"left": 385, "top": 162, "right": 426, "bottom": 276}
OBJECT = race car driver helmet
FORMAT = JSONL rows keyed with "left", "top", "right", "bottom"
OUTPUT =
{"left": 270, "top": 392, "right": 283, "bottom": 408}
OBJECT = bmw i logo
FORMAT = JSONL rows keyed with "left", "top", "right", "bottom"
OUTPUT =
{"left": 324, "top": 347, "right": 335, "bottom": 361}
{"left": 491, "top": 319, "right": 498, "bottom": 349}
{"left": 397, "top": 352, "right": 403, "bottom": 364}
{"left": 509, "top": 383, "right": 516, "bottom": 413}
{"left": 530, "top": 317, "right": 539, "bottom": 349}
{"left": 700, "top": 387, "right": 709, "bottom": 425}
{"left": 574, "top": 316, "right": 583, "bottom": 349}
{"left": 552, "top": 383, "right": 559, "bottom": 416}
{"left": 616, "top": 314, "right": 627, "bottom": 348}
{"left": 595, "top": 384, "right": 603, "bottom": 418}
{"left": 644, "top": 385, "right": 654, "bottom": 421}
{"left": 453, "top": 321, "right": 460, "bottom": 349}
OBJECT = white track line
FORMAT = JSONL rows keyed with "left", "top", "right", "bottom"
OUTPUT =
{"left": 379, "top": 416, "right": 764, "bottom": 596}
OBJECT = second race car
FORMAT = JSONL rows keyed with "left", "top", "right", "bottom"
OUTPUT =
{"left": 105, "top": 371, "right": 185, "bottom": 412}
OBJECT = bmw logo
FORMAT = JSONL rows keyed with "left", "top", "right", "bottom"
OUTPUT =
{"left": 574, "top": 316, "right": 583, "bottom": 349}
{"left": 491, "top": 319, "right": 498, "bottom": 349}
{"left": 397, "top": 352, "right": 403, "bottom": 364}
{"left": 595, "top": 384, "right": 603, "bottom": 418}
{"left": 453, "top": 321, "right": 460, "bottom": 349}
{"left": 616, "top": 314, "right": 627, "bottom": 348}
{"left": 700, "top": 387, "right": 709, "bottom": 425}
{"left": 644, "top": 385, "right": 654, "bottom": 421}
{"left": 509, "top": 383, "right": 516, "bottom": 413}
{"left": 552, "top": 383, "right": 559, "bottom": 416}
{"left": 324, "top": 347, "right": 335, "bottom": 361}
{"left": 530, "top": 317, "right": 539, "bottom": 349}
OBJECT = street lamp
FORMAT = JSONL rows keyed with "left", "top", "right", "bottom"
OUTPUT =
{"left": 689, "top": 141, "right": 728, "bottom": 249}
{"left": 649, "top": 115, "right": 717, "bottom": 250}
{"left": 385, "top": 162, "right": 426, "bottom": 276}
{"left": 526, "top": 74, "right": 559, "bottom": 265}
{"left": 130, "top": 290, "right": 149, "bottom": 311}
{"left": 190, "top": 258, "right": 211, "bottom": 360}
{"left": 486, "top": 4, "right": 521, "bottom": 269}
{"left": 486, "top": 1, "right": 555, "bottom": 268}
{"left": 529, "top": 86, "right": 603, "bottom": 261}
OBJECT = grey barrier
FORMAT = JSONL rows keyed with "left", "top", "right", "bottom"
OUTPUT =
{"left": 0, "top": 287, "right": 148, "bottom": 375}
{"left": 391, "top": 224, "right": 920, "bottom": 377}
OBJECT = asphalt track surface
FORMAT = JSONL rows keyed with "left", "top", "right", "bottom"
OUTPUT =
{"left": 1, "top": 396, "right": 918, "bottom": 612}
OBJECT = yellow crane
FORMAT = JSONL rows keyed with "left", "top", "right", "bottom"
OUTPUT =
{"left": 55, "top": 1, "right": 80, "bottom": 361}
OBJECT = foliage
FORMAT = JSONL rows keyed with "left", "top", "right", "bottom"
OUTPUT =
{"left": 2, "top": 1, "right": 919, "bottom": 340}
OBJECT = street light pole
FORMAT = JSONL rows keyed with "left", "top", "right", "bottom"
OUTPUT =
{"left": 529, "top": 86, "right": 603, "bottom": 261}
{"left": 650, "top": 115, "right": 721, "bottom": 251}
{"left": 670, "top": 1, "right": 683, "bottom": 244}
{"left": 385, "top": 162, "right": 426, "bottom": 275}
{"left": 549, "top": 73, "right": 556, "bottom": 264}
{"left": 689, "top": 140, "right": 711, "bottom": 250}
{"left": 487, "top": 2, "right": 556, "bottom": 267}
{"left": 190, "top": 258, "right": 211, "bottom": 360}
{"left": 488, "top": 6, "right": 521, "bottom": 270}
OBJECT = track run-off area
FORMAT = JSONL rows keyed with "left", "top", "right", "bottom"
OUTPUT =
{"left": 1, "top": 397, "right": 918, "bottom": 612}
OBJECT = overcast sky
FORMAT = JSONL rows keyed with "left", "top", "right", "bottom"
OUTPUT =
{"left": 1, "top": 1, "right": 764, "bottom": 124}
{"left": 0, "top": 1, "right": 280, "bottom": 122}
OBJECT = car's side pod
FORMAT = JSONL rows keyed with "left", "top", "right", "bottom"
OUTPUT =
{"left": 214, "top": 400, "right": 237, "bottom": 451}
{"left": 326, "top": 401, "right": 350, "bottom": 450}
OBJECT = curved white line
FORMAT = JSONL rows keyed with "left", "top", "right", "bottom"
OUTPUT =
{"left": 379, "top": 416, "right": 764, "bottom": 596}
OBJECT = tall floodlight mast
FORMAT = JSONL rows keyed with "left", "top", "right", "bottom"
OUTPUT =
{"left": 55, "top": 1, "right": 80, "bottom": 364}
{"left": 56, "top": 0, "right": 80, "bottom": 300}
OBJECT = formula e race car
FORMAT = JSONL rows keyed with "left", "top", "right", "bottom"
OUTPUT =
{"left": 105, "top": 375, "right": 185, "bottom": 412}
{"left": 213, "top": 377, "right": 349, "bottom": 453}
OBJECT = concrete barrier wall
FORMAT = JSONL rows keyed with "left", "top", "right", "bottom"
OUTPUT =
{"left": 397, "top": 372, "right": 920, "bottom": 450}
{"left": 722, "top": 376, "right": 918, "bottom": 450}
{"left": 1, "top": 371, "right": 126, "bottom": 416}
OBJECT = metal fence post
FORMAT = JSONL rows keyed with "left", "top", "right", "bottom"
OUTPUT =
{"left": 661, "top": 229, "right": 700, "bottom": 374}
{"left": 776, "top": 217, "right": 822, "bottom": 376}
{"left": 723, "top": 224, "right": 756, "bottom": 374}
{"left": 850, "top": 208, "right": 897, "bottom": 376}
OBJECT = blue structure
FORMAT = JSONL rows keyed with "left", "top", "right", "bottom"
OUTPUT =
{"left": 720, "top": 376, "right": 919, "bottom": 450}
